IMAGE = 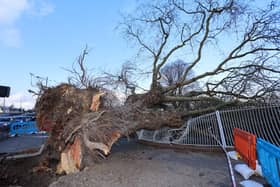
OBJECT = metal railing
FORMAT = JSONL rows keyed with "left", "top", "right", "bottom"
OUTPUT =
{"left": 138, "top": 104, "right": 280, "bottom": 148}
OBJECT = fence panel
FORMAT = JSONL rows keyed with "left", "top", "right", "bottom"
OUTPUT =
{"left": 173, "top": 112, "right": 221, "bottom": 147}
{"left": 220, "top": 105, "right": 280, "bottom": 147}
{"left": 138, "top": 104, "right": 280, "bottom": 149}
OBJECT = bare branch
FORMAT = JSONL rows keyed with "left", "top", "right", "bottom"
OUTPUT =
{"left": 64, "top": 45, "right": 96, "bottom": 89}
{"left": 121, "top": 0, "right": 280, "bottom": 105}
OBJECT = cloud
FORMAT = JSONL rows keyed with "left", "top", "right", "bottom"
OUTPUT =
{"left": 0, "top": 0, "right": 54, "bottom": 47}
{"left": 0, "top": 0, "right": 28, "bottom": 26}
{"left": 28, "top": 0, "right": 55, "bottom": 16}
{"left": 0, "top": 28, "right": 21, "bottom": 47}
{"left": 3, "top": 92, "right": 36, "bottom": 109}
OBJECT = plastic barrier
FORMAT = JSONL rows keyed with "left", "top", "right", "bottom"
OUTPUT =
{"left": 257, "top": 138, "right": 280, "bottom": 187}
{"left": 9, "top": 121, "right": 39, "bottom": 135}
{"left": 233, "top": 128, "right": 256, "bottom": 170}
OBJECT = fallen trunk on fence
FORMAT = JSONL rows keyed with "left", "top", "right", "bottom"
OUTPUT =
{"left": 35, "top": 84, "right": 183, "bottom": 174}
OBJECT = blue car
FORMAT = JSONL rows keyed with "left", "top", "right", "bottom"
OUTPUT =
{"left": 9, "top": 121, "right": 39, "bottom": 136}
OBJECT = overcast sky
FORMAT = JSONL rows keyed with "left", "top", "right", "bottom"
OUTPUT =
{"left": 0, "top": 0, "right": 138, "bottom": 109}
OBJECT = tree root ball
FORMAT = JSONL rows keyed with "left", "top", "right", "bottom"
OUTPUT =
{"left": 35, "top": 84, "right": 183, "bottom": 174}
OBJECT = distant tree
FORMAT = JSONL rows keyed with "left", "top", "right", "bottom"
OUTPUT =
{"left": 8, "top": 104, "right": 15, "bottom": 110}
{"left": 160, "top": 59, "right": 201, "bottom": 109}
{"left": 160, "top": 59, "right": 199, "bottom": 96}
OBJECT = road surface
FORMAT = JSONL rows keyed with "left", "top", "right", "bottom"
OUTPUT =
{"left": 0, "top": 134, "right": 47, "bottom": 154}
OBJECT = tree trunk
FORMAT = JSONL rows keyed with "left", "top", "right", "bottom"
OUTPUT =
{"left": 35, "top": 84, "right": 183, "bottom": 174}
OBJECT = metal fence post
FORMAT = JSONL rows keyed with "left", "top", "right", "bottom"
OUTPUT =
{"left": 216, "top": 111, "right": 227, "bottom": 148}
{"left": 138, "top": 129, "right": 144, "bottom": 140}
{"left": 152, "top": 130, "right": 158, "bottom": 142}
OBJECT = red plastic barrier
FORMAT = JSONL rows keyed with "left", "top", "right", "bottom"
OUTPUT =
{"left": 233, "top": 128, "right": 256, "bottom": 170}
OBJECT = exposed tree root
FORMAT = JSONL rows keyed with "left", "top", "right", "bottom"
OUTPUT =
{"left": 35, "top": 84, "right": 183, "bottom": 174}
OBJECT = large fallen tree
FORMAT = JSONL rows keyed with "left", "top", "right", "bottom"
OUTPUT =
{"left": 34, "top": 0, "right": 280, "bottom": 174}
{"left": 35, "top": 84, "right": 182, "bottom": 174}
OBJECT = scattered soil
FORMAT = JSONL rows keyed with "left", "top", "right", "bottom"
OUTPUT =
{"left": 0, "top": 155, "right": 58, "bottom": 187}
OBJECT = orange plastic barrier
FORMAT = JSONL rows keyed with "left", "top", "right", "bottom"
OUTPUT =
{"left": 233, "top": 128, "right": 256, "bottom": 170}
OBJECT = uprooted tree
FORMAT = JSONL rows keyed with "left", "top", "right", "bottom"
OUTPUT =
{"left": 35, "top": 0, "right": 280, "bottom": 174}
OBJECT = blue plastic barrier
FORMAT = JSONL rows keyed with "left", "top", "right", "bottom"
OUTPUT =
{"left": 257, "top": 138, "right": 280, "bottom": 187}
{"left": 9, "top": 121, "right": 39, "bottom": 136}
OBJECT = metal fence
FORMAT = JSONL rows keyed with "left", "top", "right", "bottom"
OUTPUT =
{"left": 137, "top": 104, "right": 280, "bottom": 148}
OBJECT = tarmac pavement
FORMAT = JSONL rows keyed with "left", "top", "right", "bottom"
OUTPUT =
{"left": 0, "top": 134, "right": 47, "bottom": 154}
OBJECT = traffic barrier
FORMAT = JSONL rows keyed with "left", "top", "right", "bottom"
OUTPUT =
{"left": 257, "top": 138, "right": 280, "bottom": 187}
{"left": 9, "top": 121, "right": 39, "bottom": 135}
{"left": 233, "top": 128, "right": 256, "bottom": 169}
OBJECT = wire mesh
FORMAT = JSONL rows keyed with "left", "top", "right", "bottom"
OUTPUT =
{"left": 220, "top": 105, "right": 280, "bottom": 147}
{"left": 137, "top": 104, "right": 280, "bottom": 148}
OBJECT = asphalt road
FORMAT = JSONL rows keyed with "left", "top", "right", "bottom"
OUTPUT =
{"left": 0, "top": 134, "right": 48, "bottom": 154}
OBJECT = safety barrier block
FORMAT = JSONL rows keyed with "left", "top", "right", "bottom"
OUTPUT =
{"left": 257, "top": 138, "right": 280, "bottom": 187}
{"left": 233, "top": 128, "right": 256, "bottom": 170}
{"left": 9, "top": 121, "right": 39, "bottom": 135}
